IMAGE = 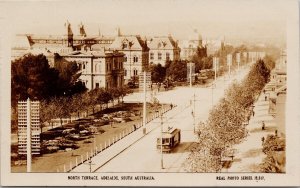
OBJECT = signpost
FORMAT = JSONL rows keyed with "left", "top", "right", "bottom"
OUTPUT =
{"left": 18, "top": 98, "right": 40, "bottom": 172}
{"left": 139, "top": 71, "right": 151, "bottom": 134}
{"left": 187, "top": 62, "right": 195, "bottom": 87}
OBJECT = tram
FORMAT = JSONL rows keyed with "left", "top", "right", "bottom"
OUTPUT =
{"left": 156, "top": 127, "right": 181, "bottom": 153}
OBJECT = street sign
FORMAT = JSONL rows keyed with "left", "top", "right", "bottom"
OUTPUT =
{"left": 139, "top": 72, "right": 151, "bottom": 91}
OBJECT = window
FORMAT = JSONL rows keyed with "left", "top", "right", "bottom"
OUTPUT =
{"left": 122, "top": 42, "right": 128, "bottom": 49}
{"left": 95, "top": 83, "right": 99, "bottom": 88}
{"left": 95, "top": 63, "right": 100, "bottom": 73}
{"left": 124, "top": 56, "right": 127, "bottom": 62}
{"left": 166, "top": 52, "right": 170, "bottom": 61}
{"left": 150, "top": 53, "right": 154, "bottom": 60}
{"left": 158, "top": 52, "right": 162, "bottom": 60}
{"left": 134, "top": 69, "right": 138, "bottom": 76}
{"left": 133, "top": 56, "right": 138, "bottom": 63}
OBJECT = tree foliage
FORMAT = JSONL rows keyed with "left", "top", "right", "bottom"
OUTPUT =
{"left": 11, "top": 53, "right": 87, "bottom": 108}
{"left": 184, "top": 59, "right": 274, "bottom": 172}
{"left": 149, "top": 63, "right": 166, "bottom": 83}
{"left": 165, "top": 60, "right": 187, "bottom": 81}
{"left": 11, "top": 54, "right": 60, "bottom": 105}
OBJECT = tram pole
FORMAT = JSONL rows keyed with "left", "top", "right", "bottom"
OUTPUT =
{"left": 160, "top": 113, "right": 164, "bottom": 169}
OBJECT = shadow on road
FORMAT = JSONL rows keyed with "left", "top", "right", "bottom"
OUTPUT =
{"left": 250, "top": 126, "right": 278, "bottom": 134}
{"left": 171, "top": 142, "right": 196, "bottom": 153}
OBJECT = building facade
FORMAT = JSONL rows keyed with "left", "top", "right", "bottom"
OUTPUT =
{"left": 148, "top": 35, "right": 180, "bottom": 66}
{"left": 267, "top": 50, "right": 286, "bottom": 136}
{"left": 107, "top": 35, "right": 149, "bottom": 82}
{"left": 179, "top": 33, "right": 207, "bottom": 61}
{"left": 61, "top": 51, "right": 125, "bottom": 90}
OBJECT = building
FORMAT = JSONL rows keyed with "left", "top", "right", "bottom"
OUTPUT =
{"left": 11, "top": 22, "right": 115, "bottom": 61}
{"left": 148, "top": 35, "right": 180, "bottom": 66}
{"left": 267, "top": 49, "right": 286, "bottom": 136}
{"left": 107, "top": 34, "right": 149, "bottom": 82}
{"left": 179, "top": 33, "right": 207, "bottom": 61}
{"left": 61, "top": 50, "right": 125, "bottom": 90}
{"left": 18, "top": 99, "right": 41, "bottom": 155}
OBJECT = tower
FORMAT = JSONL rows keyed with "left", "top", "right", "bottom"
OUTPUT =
{"left": 65, "top": 21, "right": 73, "bottom": 47}
{"left": 79, "top": 22, "right": 87, "bottom": 37}
{"left": 116, "top": 27, "right": 121, "bottom": 37}
{"left": 198, "top": 33, "right": 203, "bottom": 48}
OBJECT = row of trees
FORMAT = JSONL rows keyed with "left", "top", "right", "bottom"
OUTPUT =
{"left": 40, "top": 86, "right": 132, "bottom": 131}
{"left": 184, "top": 58, "right": 275, "bottom": 172}
{"left": 149, "top": 56, "right": 213, "bottom": 84}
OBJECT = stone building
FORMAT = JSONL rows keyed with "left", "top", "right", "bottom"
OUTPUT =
{"left": 148, "top": 35, "right": 180, "bottom": 66}
{"left": 179, "top": 33, "right": 207, "bottom": 61}
{"left": 61, "top": 50, "right": 125, "bottom": 90}
{"left": 107, "top": 35, "right": 149, "bottom": 82}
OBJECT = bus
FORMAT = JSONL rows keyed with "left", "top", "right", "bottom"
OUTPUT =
{"left": 156, "top": 127, "right": 181, "bottom": 153}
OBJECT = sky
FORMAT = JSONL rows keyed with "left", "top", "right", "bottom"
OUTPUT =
{"left": 0, "top": 0, "right": 288, "bottom": 45}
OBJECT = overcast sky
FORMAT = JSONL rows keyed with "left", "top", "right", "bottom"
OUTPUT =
{"left": 0, "top": 0, "right": 288, "bottom": 44}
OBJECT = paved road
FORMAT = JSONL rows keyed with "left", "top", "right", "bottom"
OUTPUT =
{"left": 72, "top": 63, "right": 252, "bottom": 173}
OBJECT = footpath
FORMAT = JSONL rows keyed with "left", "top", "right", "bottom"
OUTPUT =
{"left": 224, "top": 89, "right": 277, "bottom": 172}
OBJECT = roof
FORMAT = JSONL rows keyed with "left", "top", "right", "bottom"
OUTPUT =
{"left": 62, "top": 50, "right": 124, "bottom": 58}
{"left": 12, "top": 35, "right": 31, "bottom": 49}
{"left": 148, "top": 36, "right": 178, "bottom": 50}
{"left": 108, "top": 35, "right": 146, "bottom": 51}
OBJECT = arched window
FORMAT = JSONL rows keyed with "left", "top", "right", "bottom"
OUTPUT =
{"left": 133, "top": 56, "right": 138, "bottom": 63}
{"left": 95, "top": 63, "right": 101, "bottom": 73}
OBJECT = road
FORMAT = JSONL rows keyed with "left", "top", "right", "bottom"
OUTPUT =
{"left": 72, "top": 63, "right": 252, "bottom": 173}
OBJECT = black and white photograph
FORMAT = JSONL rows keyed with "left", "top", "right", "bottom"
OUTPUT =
{"left": 0, "top": 0, "right": 299, "bottom": 186}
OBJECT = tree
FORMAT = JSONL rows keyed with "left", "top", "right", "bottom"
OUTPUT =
{"left": 166, "top": 60, "right": 187, "bottom": 81}
{"left": 11, "top": 53, "right": 60, "bottom": 106}
{"left": 191, "top": 54, "right": 213, "bottom": 73}
{"left": 97, "top": 88, "right": 112, "bottom": 109}
{"left": 54, "top": 53, "right": 86, "bottom": 96}
{"left": 149, "top": 63, "right": 166, "bottom": 83}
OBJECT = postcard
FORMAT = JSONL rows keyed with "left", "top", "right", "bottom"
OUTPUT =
{"left": 0, "top": 0, "right": 299, "bottom": 186}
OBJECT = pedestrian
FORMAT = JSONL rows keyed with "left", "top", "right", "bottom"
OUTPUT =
{"left": 261, "top": 136, "right": 265, "bottom": 146}
{"left": 265, "top": 95, "right": 267, "bottom": 101}
{"left": 262, "top": 121, "right": 265, "bottom": 130}
{"left": 170, "top": 103, "right": 173, "bottom": 109}
{"left": 252, "top": 110, "right": 255, "bottom": 117}
{"left": 263, "top": 89, "right": 265, "bottom": 94}
{"left": 133, "top": 124, "right": 136, "bottom": 131}
{"left": 275, "top": 129, "right": 278, "bottom": 137}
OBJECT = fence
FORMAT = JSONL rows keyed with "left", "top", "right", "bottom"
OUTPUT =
{"left": 57, "top": 104, "right": 177, "bottom": 172}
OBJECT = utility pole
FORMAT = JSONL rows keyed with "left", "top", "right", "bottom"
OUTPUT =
{"left": 143, "top": 71, "right": 147, "bottom": 131}
{"left": 193, "top": 93, "right": 196, "bottom": 133}
{"left": 189, "top": 62, "right": 192, "bottom": 88}
{"left": 160, "top": 112, "right": 164, "bottom": 169}
{"left": 26, "top": 98, "right": 32, "bottom": 172}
